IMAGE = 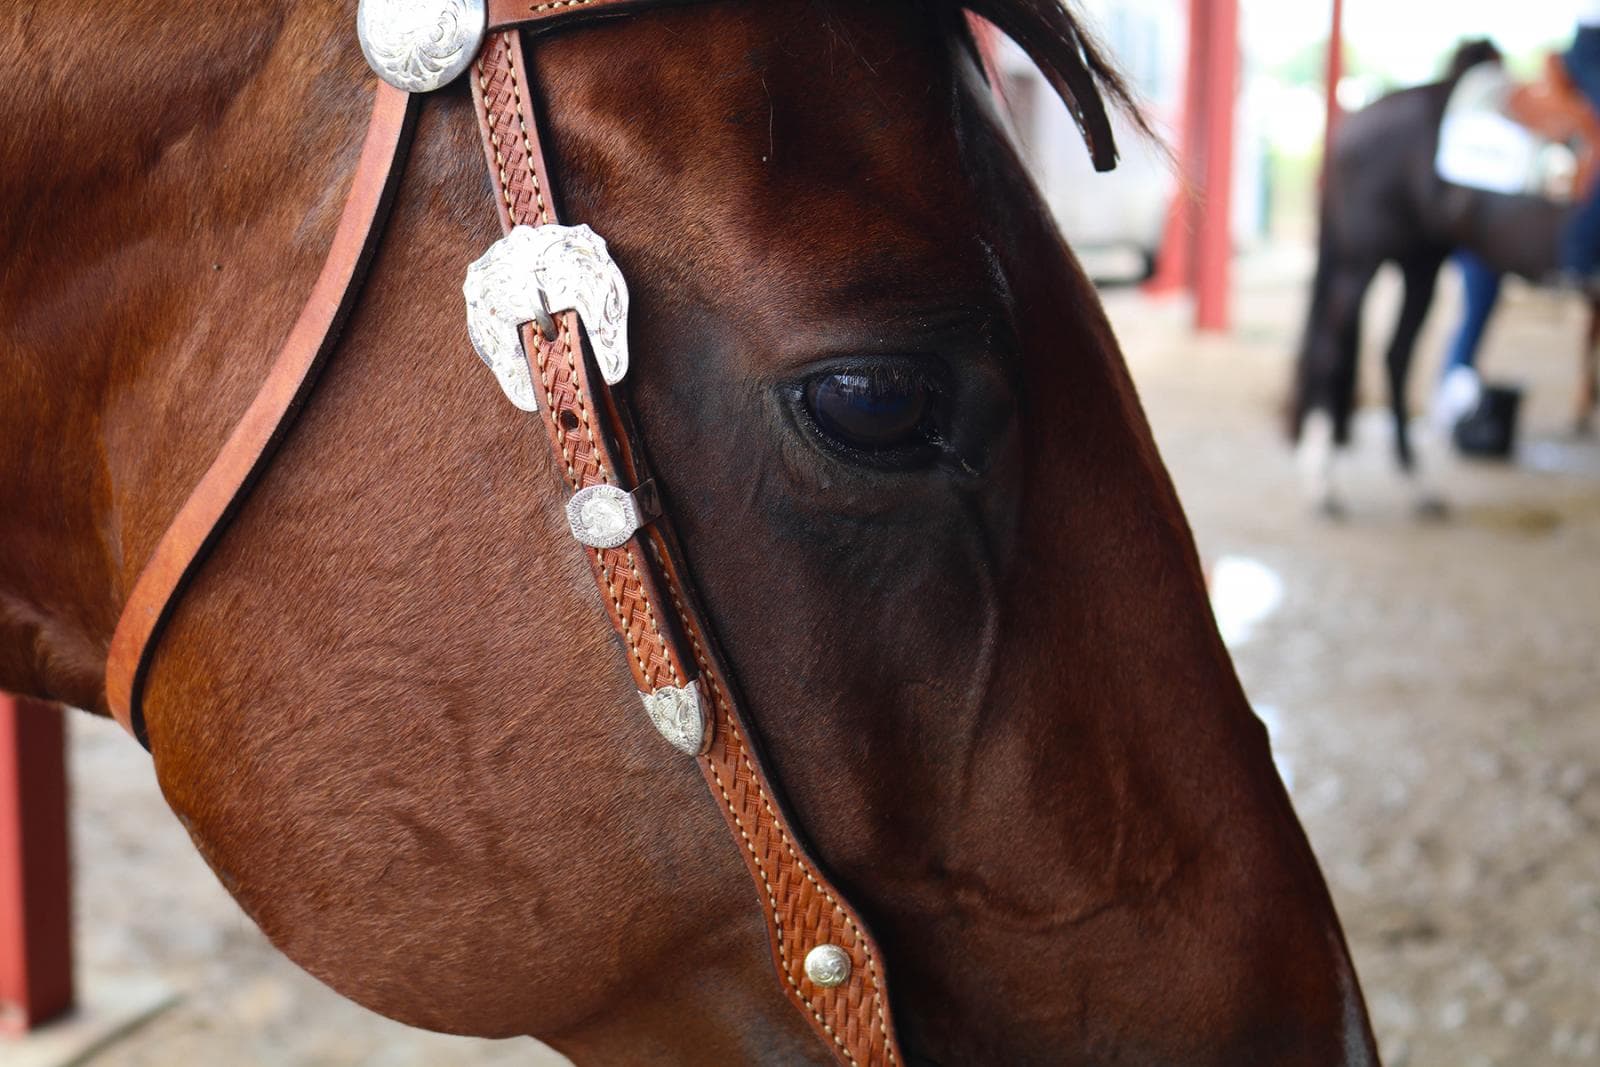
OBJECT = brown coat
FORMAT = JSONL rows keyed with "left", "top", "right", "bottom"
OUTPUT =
{"left": 0, "top": 1, "right": 1378, "bottom": 1062}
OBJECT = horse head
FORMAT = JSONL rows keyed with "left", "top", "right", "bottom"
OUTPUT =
{"left": 0, "top": 1, "right": 1377, "bottom": 1062}
{"left": 1446, "top": 37, "right": 1504, "bottom": 80}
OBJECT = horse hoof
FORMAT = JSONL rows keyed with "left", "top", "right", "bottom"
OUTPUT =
{"left": 1415, "top": 495, "right": 1451, "bottom": 522}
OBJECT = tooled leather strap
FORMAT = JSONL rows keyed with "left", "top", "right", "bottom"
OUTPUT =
{"left": 470, "top": 29, "right": 904, "bottom": 1065}
{"left": 487, "top": 0, "right": 696, "bottom": 26}
{"left": 105, "top": 84, "right": 419, "bottom": 743}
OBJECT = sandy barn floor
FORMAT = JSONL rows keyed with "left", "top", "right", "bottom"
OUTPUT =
{"left": 1115, "top": 251, "right": 1600, "bottom": 1067}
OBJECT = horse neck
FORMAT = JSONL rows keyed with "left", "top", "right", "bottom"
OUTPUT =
{"left": 0, "top": 0, "right": 362, "bottom": 708}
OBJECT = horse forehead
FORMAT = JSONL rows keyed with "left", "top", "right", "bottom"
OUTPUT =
{"left": 543, "top": 0, "right": 976, "bottom": 204}
{"left": 540, "top": 4, "right": 999, "bottom": 363}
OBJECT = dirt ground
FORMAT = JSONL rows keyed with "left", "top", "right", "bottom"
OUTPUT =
{"left": 44, "top": 247, "right": 1600, "bottom": 1065}
{"left": 1118, "top": 250, "right": 1600, "bottom": 1067}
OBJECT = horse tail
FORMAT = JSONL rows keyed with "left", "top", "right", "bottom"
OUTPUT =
{"left": 1289, "top": 203, "right": 1340, "bottom": 443}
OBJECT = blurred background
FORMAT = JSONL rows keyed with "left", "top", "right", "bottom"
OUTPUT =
{"left": 4, "top": 1, "right": 1598, "bottom": 1065}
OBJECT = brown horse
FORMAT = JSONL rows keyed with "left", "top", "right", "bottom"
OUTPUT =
{"left": 1, "top": 1, "right": 1379, "bottom": 1063}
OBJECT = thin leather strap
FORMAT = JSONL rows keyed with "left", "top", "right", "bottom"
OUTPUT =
{"left": 489, "top": 0, "right": 1122, "bottom": 170}
{"left": 472, "top": 29, "right": 904, "bottom": 1066}
{"left": 105, "top": 84, "right": 419, "bottom": 743}
{"left": 487, "top": 0, "right": 688, "bottom": 31}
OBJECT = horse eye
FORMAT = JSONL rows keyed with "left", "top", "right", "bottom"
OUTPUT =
{"left": 804, "top": 369, "right": 934, "bottom": 453}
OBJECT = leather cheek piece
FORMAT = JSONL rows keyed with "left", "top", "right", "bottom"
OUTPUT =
{"left": 469, "top": 28, "right": 905, "bottom": 1065}
{"left": 104, "top": 84, "right": 419, "bottom": 745}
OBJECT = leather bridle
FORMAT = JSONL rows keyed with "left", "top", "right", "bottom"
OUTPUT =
{"left": 103, "top": 2, "right": 1118, "bottom": 1062}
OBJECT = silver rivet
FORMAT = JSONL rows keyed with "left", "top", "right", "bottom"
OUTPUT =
{"left": 357, "top": 0, "right": 486, "bottom": 94}
{"left": 804, "top": 944, "right": 852, "bottom": 989}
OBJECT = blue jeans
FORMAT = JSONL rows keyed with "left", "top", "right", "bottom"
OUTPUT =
{"left": 1562, "top": 28, "right": 1600, "bottom": 272}
{"left": 1446, "top": 252, "right": 1502, "bottom": 373}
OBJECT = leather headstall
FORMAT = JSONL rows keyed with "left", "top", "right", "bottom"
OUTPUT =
{"left": 104, "top": 2, "right": 1120, "bottom": 1063}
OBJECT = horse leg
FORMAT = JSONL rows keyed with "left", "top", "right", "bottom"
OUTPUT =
{"left": 1386, "top": 255, "right": 1448, "bottom": 517}
{"left": 1580, "top": 299, "right": 1600, "bottom": 437}
{"left": 1296, "top": 259, "right": 1378, "bottom": 517}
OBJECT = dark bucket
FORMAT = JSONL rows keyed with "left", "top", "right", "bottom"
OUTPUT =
{"left": 1453, "top": 382, "right": 1524, "bottom": 460}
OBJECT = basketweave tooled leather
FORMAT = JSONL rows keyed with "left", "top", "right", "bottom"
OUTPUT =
{"left": 470, "top": 29, "right": 905, "bottom": 1065}
{"left": 470, "top": 33, "right": 695, "bottom": 700}
{"left": 488, "top": 0, "right": 699, "bottom": 30}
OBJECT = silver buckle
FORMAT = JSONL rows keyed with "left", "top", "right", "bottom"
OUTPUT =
{"left": 463, "top": 224, "right": 632, "bottom": 413}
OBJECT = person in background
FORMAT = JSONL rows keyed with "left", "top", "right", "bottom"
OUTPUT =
{"left": 1562, "top": 3, "right": 1600, "bottom": 277}
{"left": 1437, "top": 10, "right": 1600, "bottom": 429}
{"left": 1432, "top": 251, "right": 1500, "bottom": 429}
{"left": 1431, "top": 42, "right": 1509, "bottom": 429}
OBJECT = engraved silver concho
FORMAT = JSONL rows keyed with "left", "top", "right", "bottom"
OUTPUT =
{"left": 640, "top": 682, "right": 709, "bottom": 756}
{"left": 804, "top": 944, "right": 852, "bottom": 989}
{"left": 357, "top": 0, "right": 486, "bottom": 93}
{"left": 462, "top": 224, "right": 632, "bottom": 412}
{"left": 567, "top": 485, "right": 642, "bottom": 550}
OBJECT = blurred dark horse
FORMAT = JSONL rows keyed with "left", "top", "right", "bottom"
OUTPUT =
{"left": 1292, "top": 39, "right": 1600, "bottom": 513}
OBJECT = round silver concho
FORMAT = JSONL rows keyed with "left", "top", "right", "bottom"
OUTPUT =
{"left": 357, "top": 0, "right": 486, "bottom": 93}
{"left": 803, "top": 944, "right": 852, "bottom": 989}
{"left": 566, "top": 485, "right": 642, "bottom": 550}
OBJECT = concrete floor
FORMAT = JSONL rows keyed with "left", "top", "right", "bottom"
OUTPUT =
{"left": 22, "top": 248, "right": 1600, "bottom": 1065}
{"left": 1119, "top": 252, "right": 1600, "bottom": 1067}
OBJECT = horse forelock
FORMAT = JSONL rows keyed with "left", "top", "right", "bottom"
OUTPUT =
{"left": 966, "top": 0, "right": 1148, "bottom": 169}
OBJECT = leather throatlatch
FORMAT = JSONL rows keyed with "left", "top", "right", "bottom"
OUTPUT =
{"left": 105, "top": 84, "right": 419, "bottom": 745}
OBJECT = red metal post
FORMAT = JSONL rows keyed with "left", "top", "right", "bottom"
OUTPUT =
{"left": 1147, "top": 0, "right": 1238, "bottom": 332}
{"left": 1194, "top": 0, "right": 1239, "bottom": 332}
{"left": 0, "top": 695, "right": 74, "bottom": 1036}
{"left": 1146, "top": 0, "right": 1207, "bottom": 296}
{"left": 1324, "top": 0, "right": 1346, "bottom": 158}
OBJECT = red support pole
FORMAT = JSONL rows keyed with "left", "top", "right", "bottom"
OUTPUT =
{"left": 1324, "top": 0, "right": 1346, "bottom": 157}
{"left": 1146, "top": 0, "right": 1237, "bottom": 331}
{"left": 1146, "top": 0, "right": 1207, "bottom": 296}
{"left": 1194, "top": 0, "right": 1238, "bottom": 332}
{"left": 0, "top": 695, "right": 74, "bottom": 1036}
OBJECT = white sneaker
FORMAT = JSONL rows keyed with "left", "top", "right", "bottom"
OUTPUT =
{"left": 1432, "top": 365, "right": 1482, "bottom": 432}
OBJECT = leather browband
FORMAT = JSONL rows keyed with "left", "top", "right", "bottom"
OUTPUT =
{"left": 487, "top": 0, "right": 1121, "bottom": 170}
{"left": 487, "top": 0, "right": 696, "bottom": 30}
{"left": 106, "top": 84, "right": 418, "bottom": 745}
